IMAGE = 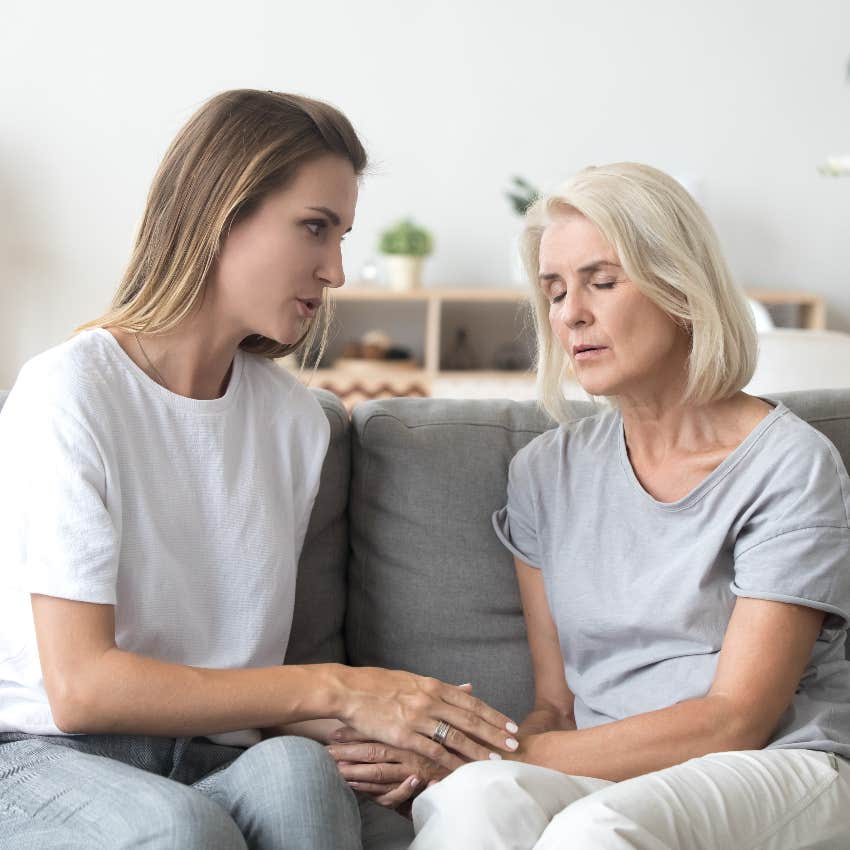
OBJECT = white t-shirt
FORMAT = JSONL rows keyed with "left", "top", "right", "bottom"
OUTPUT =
{"left": 0, "top": 328, "right": 330, "bottom": 746}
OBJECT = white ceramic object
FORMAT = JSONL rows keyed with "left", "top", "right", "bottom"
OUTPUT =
{"left": 384, "top": 255, "right": 423, "bottom": 291}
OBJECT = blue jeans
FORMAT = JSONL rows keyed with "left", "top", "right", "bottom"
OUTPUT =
{"left": 0, "top": 732, "right": 361, "bottom": 849}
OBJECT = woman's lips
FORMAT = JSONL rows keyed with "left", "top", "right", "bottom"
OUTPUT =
{"left": 296, "top": 298, "right": 319, "bottom": 318}
{"left": 573, "top": 346, "right": 608, "bottom": 361}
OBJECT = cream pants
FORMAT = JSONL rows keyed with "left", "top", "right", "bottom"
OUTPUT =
{"left": 410, "top": 749, "right": 850, "bottom": 849}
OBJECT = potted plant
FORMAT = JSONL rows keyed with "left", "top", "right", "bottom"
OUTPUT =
{"left": 378, "top": 219, "right": 433, "bottom": 291}
{"left": 504, "top": 175, "right": 541, "bottom": 284}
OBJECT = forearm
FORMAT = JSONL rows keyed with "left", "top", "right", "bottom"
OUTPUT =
{"left": 519, "top": 704, "right": 576, "bottom": 737}
{"left": 54, "top": 647, "right": 349, "bottom": 737}
{"left": 517, "top": 695, "right": 758, "bottom": 781}
{"left": 262, "top": 718, "right": 344, "bottom": 743}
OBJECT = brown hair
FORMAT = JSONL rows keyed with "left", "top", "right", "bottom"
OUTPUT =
{"left": 80, "top": 89, "right": 368, "bottom": 360}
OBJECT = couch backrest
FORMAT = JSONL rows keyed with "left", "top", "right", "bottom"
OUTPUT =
{"left": 339, "top": 389, "right": 850, "bottom": 721}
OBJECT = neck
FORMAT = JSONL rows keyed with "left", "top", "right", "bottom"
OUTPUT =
{"left": 113, "top": 300, "right": 249, "bottom": 400}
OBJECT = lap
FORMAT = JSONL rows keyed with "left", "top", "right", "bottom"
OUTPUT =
{"left": 413, "top": 750, "right": 850, "bottom": 850}
{"left": 0, "top": 736, "right": 245, "bottom": 850}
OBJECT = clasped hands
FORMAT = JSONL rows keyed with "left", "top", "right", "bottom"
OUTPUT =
{"left": 327, "top": 678, "right": 520, "bottom": 813}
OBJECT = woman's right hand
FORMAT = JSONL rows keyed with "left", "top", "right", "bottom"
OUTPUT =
{"left": 335, "top": 667, "right": 519, "bottom": 770}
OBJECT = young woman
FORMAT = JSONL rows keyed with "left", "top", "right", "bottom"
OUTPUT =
{"left": 331, "top": 163, "right": 850, "bottom": 848}
{"left": 0, "top": 89, "right": 518, "bottom": 850}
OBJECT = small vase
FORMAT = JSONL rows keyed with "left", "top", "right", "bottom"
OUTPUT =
{"left": 384, "top": 255, "right": 423, "bottom": 291}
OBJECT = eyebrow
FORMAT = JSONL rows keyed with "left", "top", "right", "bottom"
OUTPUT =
{"left": 538, "top": 259, "right": 620, "bottom": 282}
{"left": 307, "top": 206, "right": 352, "bottom": 234}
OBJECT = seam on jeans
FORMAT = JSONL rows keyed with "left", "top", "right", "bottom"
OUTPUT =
{"left": 739, "top": 758, "right": 838, "bottom": 850}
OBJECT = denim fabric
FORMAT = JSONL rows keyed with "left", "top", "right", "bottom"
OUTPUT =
{"left": 0, "top": 732, "right": 360, "bottom": 849}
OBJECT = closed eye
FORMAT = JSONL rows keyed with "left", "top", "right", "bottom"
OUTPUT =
{"left": 593, "top": 280, "right": 616, "bottom": 290}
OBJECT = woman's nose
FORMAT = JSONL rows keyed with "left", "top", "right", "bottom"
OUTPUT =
{"left": 554, "top": 291, "right": 591, "bottom": 329}
{"left": 318, "top": 244, "right": 345, "bottom": 289}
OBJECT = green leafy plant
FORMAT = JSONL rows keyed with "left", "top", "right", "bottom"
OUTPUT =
{"left": 378, "top": 219, "right": 433, "bottom": 256}
{"left": 505, "top": 175, "right": 541, "bottom": 216}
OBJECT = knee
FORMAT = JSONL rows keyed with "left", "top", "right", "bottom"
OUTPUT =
{"left": 543, "top": 795, "right": 630, "bottom": 844}
{"left": 227, "top": 735, "right": 355, "bottom": 810}
{"left": 127, "top": 783, "right": 247, "bottom": 850}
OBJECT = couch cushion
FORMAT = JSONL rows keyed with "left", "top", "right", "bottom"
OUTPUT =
{"left": 346, "top": 397, "right": 594, "bottom": 721}
{"left": 346, "top": 390, "right": 850, "bottom": 722}
{"left": 284, "top": 387, "right": 351, "bottom": 665}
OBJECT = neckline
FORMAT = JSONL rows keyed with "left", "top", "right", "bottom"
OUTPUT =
{"left": 615, "top": 399, "right": 787, "bottom": 511}
{"left": 91, "top": 327, "right": 245, "bottom": 413}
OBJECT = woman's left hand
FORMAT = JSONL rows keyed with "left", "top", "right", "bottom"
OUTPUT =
{"left": 327, "top": 725, "right": 449, "bottom": 807}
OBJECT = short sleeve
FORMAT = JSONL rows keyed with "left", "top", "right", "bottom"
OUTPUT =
{"left": 732, "top": 526, "right": 850, "bottom": 629}
{"left": 732, "top": 435, "right": 850, "bottom": 630}
{"left": 0, "top": 382, "right": 120, "bottom": 604}
{"left": 492, "top": 446, "right": 542, "bottom": 568}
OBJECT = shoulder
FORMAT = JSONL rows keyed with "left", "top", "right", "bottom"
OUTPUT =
{"left": 241, "top": 356, "right": 330, "bottom": 437}
{"left": 738, "top": 403, "right": 850, "bottom": 537}
{"left": 511, "top": 407, "right": 616, "bottom": 471}
{"left": 757, "top": 404, "right": 847, "bottom": 488}
{"left": 3, "top": 330, "right": 121, "bottom": 426}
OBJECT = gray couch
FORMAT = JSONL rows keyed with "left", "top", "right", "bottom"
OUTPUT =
{"left": 2, "top": 387, "right": 849, "bottom": 848}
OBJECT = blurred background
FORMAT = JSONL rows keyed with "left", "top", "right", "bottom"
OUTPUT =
{"left": 1, "top": 0, "right": 849, "bottom": 395}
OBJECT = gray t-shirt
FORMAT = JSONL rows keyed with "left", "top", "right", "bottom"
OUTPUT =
{"left": 493, "top": 401, "right": 850, "bottom": 756}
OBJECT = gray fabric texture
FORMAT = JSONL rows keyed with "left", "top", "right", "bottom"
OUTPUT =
{"left": 493, "top": 399, "right": 850, "bottom": 757}
{"left": 345, "top": 397, "right": 591, "bottom": 722}
{"left": 285, "top": 388, "right": 350, "bottom": 666}
{"left": 344, "top": 391, "right": 850, "bottom": 732}
{"left": 0, "top": 733, "right": 360, "bottom": 849}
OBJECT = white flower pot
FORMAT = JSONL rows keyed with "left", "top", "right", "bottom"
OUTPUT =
{"left": 384, "top": 255, "right": 424, "bottom": 291}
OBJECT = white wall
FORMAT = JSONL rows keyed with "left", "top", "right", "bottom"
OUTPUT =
{"left": 1, "top": 0, "right": 849, "bottom": 387}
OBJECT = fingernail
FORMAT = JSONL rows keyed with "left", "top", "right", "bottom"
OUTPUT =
{"left": 489, "top": 752, "right": 503, "bottom": 760}
{"left": 410, "top": 776, "right": 420, "bottom": 788}
{"left": 506, "top": 738, "right": 519, "bottom": 750}
{"left": 460, "top": 682, "right": 472, "bottom": 687}
{"left": 506, "top": 721, "right": 519, "bottom": 734}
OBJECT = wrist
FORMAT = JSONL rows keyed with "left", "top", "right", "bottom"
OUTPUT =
{"left": 510, "top": 731, "right": 558, "bottom": 767}
{"left": 321, "top": 663, "right": 356, "bottom": 722}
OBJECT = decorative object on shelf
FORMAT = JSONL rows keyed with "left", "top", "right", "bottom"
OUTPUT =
{"left": 443, "top": 327, "right": 478, "bottom": 371}
{"left": 492, "top": 341, "right": 531, "bottom": 372}
{"left": 378, "top": 219, "right": 433, "bottom": 291}
{"left": 819, "top": 56, "right": 850, "bottom": 176}
{"left": 335, "top": 329, "right": 416, "bottom": 375}
{"left": 358, "top": 257, "right": 379, "bottom": 284}
{"left": 360, "top": 329, "right": 392, "bottom": 359}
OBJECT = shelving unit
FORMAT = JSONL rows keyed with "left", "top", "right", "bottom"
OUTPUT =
{"left": 280, "top": 285, "right": 827, "bottom": 409}
{"left": 285, "top": 287, "right": 535, "bottom": 409}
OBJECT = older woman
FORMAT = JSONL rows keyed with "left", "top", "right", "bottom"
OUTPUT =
{"left": 342, "top": 163, "right": 850, "bottom": 848}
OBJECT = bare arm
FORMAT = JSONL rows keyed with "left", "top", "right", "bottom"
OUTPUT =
{"left": 32, "top": 595, "right": 518, "bottom": 769}
{"left": 511, "top": 557, "right": 825, "bottom": 781}
{"left": 261, "top": 719, "right": 344, "bottom": 743}
{"left": 514, "top": 557, "right": 577, "bottom": 736}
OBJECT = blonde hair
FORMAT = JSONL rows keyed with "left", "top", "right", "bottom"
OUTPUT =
{"left": 79, "top": 89, "right": 368, "bottom": 362}
{"left": 521, "top": 162, "right": 757, "bottom": 423}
